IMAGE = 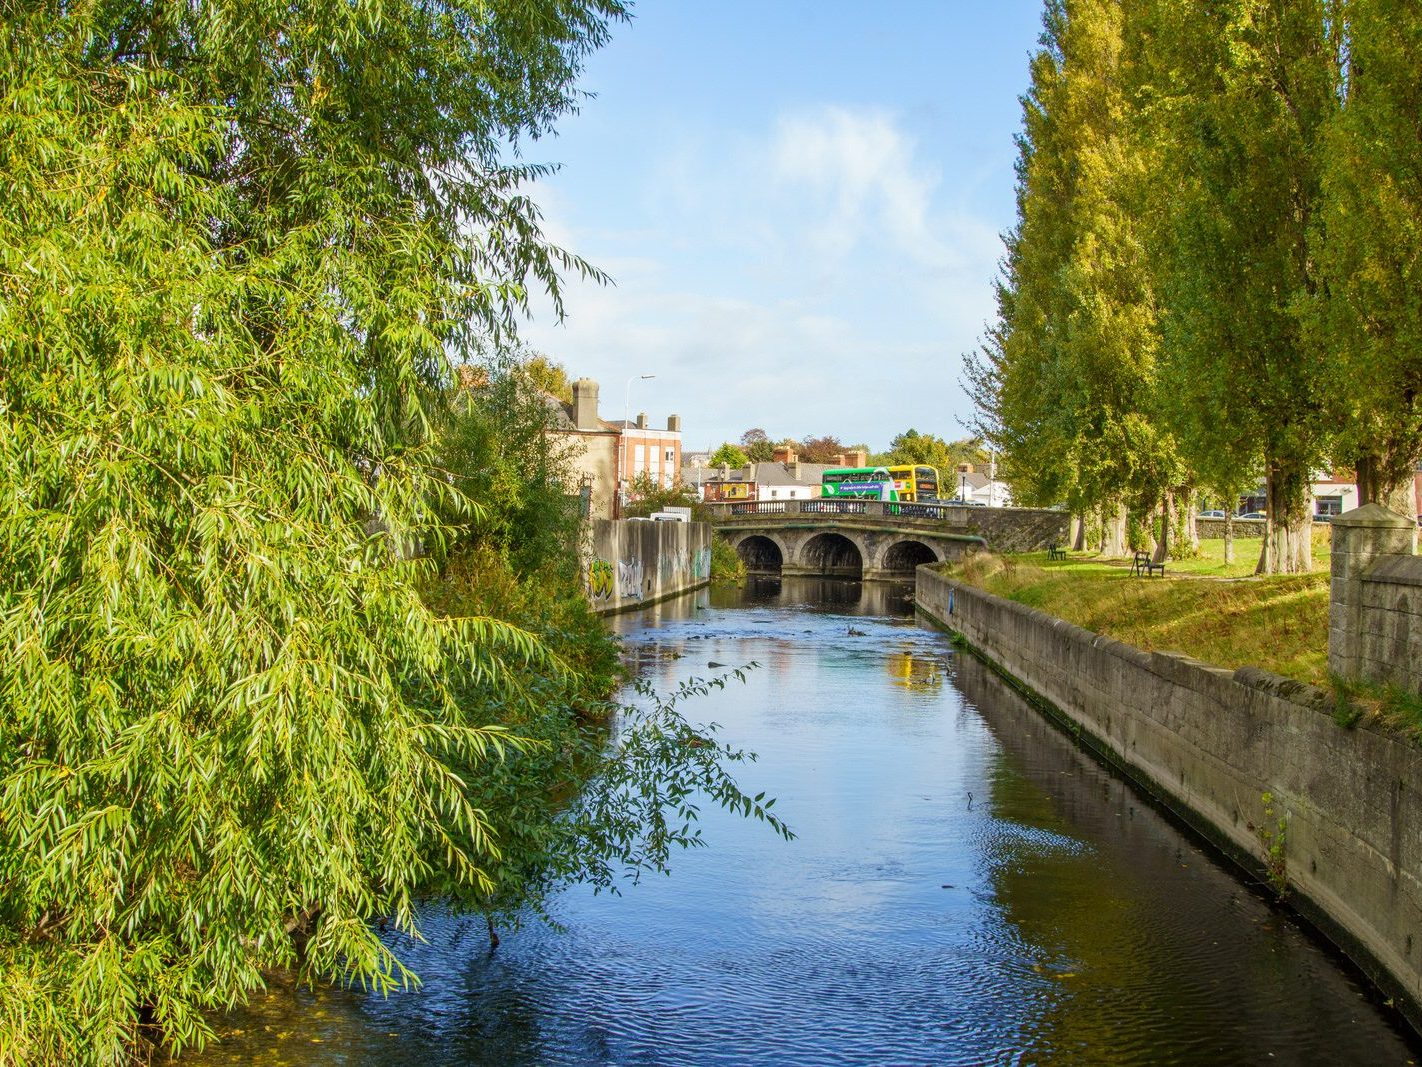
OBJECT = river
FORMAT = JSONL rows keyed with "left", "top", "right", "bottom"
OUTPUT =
{"left": 191, "top": 577, "right": 1420, "bottom": 1065}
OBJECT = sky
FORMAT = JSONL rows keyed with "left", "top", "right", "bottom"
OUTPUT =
{"left": 518, "top": 1, "right": 1046, "bottom": 455}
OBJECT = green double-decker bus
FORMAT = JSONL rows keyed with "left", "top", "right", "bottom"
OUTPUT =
{"left": 820, "top": 465, "right": 941, "bottom": 502}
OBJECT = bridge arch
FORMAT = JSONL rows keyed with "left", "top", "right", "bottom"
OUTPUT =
{"left": 800, "top": 532, "right": 863, "bottom": 578}
{"left": 734, "top": 534, "right": 784, "bottom": 574}
{"left": 880, "top": 538, "right": 942, "bottom": 575}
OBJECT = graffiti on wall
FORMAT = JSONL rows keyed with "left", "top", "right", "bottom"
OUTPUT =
{"left": 691, "top": 546, "right": 712, "bottom": 579}
{"left": 586, "top": 559, "right": 615, "bottom": 601}
{"left": 617, "top": 558, "right": 645, "bottom": 600}
{"left": 587, "top": 532, "right": 710, "bottom": 608}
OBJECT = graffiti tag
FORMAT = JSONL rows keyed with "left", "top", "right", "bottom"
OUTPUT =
{"left": 691, "top": 546, "right": 712, "bottom": 579}
{"left": 617, "top": 559, "right": 645, "bottom": 600}
{"left": 586, "top": 559, "right": 615, "bottom": 601}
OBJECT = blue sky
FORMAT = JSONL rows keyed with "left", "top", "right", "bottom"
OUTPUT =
{"left": 519, "top": 1, "right": 1046, "bottom": 454}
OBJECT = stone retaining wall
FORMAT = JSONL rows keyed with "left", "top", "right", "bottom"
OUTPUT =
{"left": 916, "top": 564, "right": 1422, "bottom": 1030}
{"left": 582, "top": 519, "right": 711, "bottom": 615}
{"left": 1195, "top": 516, "right": 1266, "bottom": 539}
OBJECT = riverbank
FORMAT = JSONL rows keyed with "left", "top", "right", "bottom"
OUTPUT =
{"left": 952, "top": 547, "right": 1330, "bottom": 684}
{"left": 915, "top": 565, "right": 1422, "bottom": 1036}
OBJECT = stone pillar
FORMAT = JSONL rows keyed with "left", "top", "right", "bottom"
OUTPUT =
{"left": 1329, "top": 504, "right": 1418, "bottom": 680}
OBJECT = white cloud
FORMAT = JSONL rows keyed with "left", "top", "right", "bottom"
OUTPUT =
{"left": 520, "top": 104, "right": 1007, "bottom": 449}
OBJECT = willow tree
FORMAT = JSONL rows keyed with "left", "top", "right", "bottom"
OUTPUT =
{"left": 1148, "top": 0, "right": 1339, "bottom": 572}
{"left": 968, "top": 0, "right": 1177, "bottom": 556}
{"left": 0, "top": 2, "right": 624, "bottom": 1061}
{"left": 1306, "top": 0, "right": 1422, "bottom": 515}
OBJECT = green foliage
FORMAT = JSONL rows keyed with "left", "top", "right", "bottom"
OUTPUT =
{"left": 1305, "top": 0, "right": 1422, "bottom": 509}
{"left": 710, "top": 537, "right": 747, "bottom": 583}
{"left": 1326, "top": 672, "right": 1422, "bottom": 736}
{"left": 967, "top": 0, "right": 1184, "bottom": 524}
{"left": 1254, "top": 793, "right": 1289, "bottom": 900}
{"left": 710, "top": 442, "right": 750, "bottom": 469}
{"left": 439, "top": 351, "right": 585, "bottom": 582}
{"left": 968, "top": 0, "right": 1392, "bottom": 573}
{"left": 886, "top": 429, "right": 987, "bottom": 473}
{"left": 624, "top": 473, "right": 702, "bottom": 519}
{"left": 0, "top": 1, "right": 629, "bottom": 1061}
{"left": 740, "top": 428, "right": 776, "bottom": 464}
{"left": 522, "top": 354, "right": 575, "bottom": 405}
{"left": 1148, "top": 0, "right": 1337, "bottom": 572}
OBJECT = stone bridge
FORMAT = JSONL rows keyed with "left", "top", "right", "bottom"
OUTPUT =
{"left": 705, "top": 499, "right": 1069, "bottom": 581}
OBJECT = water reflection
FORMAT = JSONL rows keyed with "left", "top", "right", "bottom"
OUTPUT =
{"left": 184, "top": 578, "right": 1420, "bottom": 1066}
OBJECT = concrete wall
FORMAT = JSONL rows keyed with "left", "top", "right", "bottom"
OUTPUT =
{"left": 1330, "top": 504, "right": 1422, "bottom": 694}
{"left": 916, "top": 565, "right": 1422, "bottom": 1028}
{"left": 583, "top": 519, "right": 711, "bottom": 615}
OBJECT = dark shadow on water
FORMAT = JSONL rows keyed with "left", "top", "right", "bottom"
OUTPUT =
{"left": 711, "top": 576, "right": 914, "bottom": 617}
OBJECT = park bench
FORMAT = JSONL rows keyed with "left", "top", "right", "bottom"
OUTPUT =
{"left": 1047, "top": 542, "right": 1067, "bottom": 561}
{"left": 1131, "top": 550, "right": 1165, "bottom": 578}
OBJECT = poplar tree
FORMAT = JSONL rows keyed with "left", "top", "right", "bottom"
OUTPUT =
{"left": 1307, "top": 0, "right": 1422, "bottom": 514}
{"left": 0, "top": 2, "right": 625, "bottom": 1060}
{"left": 968, "top": 0, "right": 1175, "bottom": 554}
{"left": 1148, "top": 0, "right": 1339, "bottom": 572}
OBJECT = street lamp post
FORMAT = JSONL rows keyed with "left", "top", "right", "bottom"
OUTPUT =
{"left": 621, "top": 373, "right": 655, "bottom": 514}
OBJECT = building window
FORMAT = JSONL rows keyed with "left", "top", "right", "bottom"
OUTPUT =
{"left": 1316, "top": 496, "right": 1343, "bottom": 516}
{"left": 665, "top": 448, "right": 675, "bottom": 463}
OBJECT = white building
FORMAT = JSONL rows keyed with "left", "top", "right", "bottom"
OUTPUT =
{"left": 951, "top": 464, "right": 1014, "bottom": 507}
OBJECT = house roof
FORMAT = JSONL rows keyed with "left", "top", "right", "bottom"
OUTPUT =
{"left": 547, "top": 395, "right": 619, "bottom": 433}
{"left": 687, "top": 462, "right": 831, "bottom": 487}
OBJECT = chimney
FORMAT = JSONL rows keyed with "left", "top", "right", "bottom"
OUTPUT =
{"left": 957, "top": 462, "right": 974, "bottom": 474}
{"left": 773, "top": 445, "right": 798, "bottom": 464}
{"left": 831, "top": 453, "right": 845, "bottom": 466}
{"left": 636, "top": 412, "right": 648, "bottom": 430}
{"left": 719, "top": 463, "right": 730, "bottom": 479}
{"left": 790, "top": 460, "right": 801, "bottom": 481}
{"left": 571, "top": 378, "right": 600, "bottom": 431}
{"left": 667, "top": 414, "right": 681, "bottom": 432}
{"left": 847, "top": 449, "right": 867, "bottom": 467}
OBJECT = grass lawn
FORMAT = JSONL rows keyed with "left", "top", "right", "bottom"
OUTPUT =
{"left": 951, "top": 533, "right": 1332, "bottom": 686}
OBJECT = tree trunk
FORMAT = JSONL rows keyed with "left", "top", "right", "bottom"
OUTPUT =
{"left": 1101, "top": 501, "right": 1129, "bottom": 558}
{"left": 1153, "top": 491, "right": 1172, "bottom": 563}
{"left": 1257, "top": 463, "right": 1313, "bottom": 574}
{"left": 1180, "top": 486, "right": 1200, "bottom": 553}
{"left": 1355, "top": 449, "right": 1418, "bottom": 520}
{"left": 1224, "top": 509, "right": 1235, "bottom": 565}
{"left": 1072, "top": 513, "right": 1086, "bottom": 551}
